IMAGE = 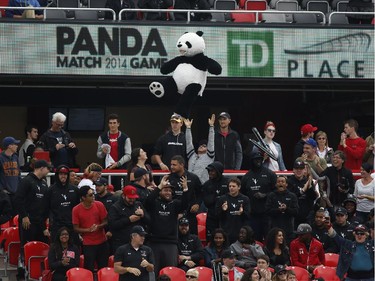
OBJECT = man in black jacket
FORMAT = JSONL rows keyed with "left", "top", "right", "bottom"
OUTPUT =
{"left": 177, "top": 217, "right": 204, "bottom": 271}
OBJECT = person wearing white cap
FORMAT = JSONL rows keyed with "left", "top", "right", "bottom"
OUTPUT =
{"left": 214, "top": 112, "right": 243, "bottom": 170}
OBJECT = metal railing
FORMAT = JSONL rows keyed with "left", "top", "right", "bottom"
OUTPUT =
{"left": 119, "top": 8, "right": 326, "bottom": 24}
{"left": 328, "top": 11, "right": 375, "bottom": 24}
{"left": 0, "top": 6, "right": 116, "bottom": 20}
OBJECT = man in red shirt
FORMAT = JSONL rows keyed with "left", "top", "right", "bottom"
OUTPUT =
{"left": 72, "top": 185, "right": 109, "bottom": 272}
{"left": 290, "top": 223, "right": 325, "bottom": 274}
{"left": 338, "top": 119, "right": 366, "bottom": 171}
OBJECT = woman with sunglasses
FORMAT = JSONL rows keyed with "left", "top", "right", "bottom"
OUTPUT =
{"left": 271, "top": 265, "right": 288, "bottom": 281}
{"left": 47, "top": 226, "right": 80, "bottom": 281}
{"left": 262, "top": 121, "right": 287, "bottom": 172}
{"left": 315, "top": 131, "right": 333, "bottom": 166}
{"left": 327, "top": 223, "right": 374, "bottom": 281}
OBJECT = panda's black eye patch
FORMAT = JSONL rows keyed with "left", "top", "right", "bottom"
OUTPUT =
{"left": 186, "top": 41, "right": 192, "bottom": 48}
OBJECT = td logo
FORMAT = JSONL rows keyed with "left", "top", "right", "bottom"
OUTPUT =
{"left": 227, "top": 31, "right": 273, "bottom": 77}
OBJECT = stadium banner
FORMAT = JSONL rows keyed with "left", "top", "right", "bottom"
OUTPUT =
{"left": 0, "top": 23, "right": 373, "bottom": 79}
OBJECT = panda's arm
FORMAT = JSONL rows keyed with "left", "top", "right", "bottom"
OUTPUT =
{"left": 205, "top": 57, "right": 222, "bottom": 75}
{"left": 160, "top": 56, "right": 186, "bottom": 74}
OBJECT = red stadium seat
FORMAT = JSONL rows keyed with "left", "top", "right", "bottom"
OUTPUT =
{"left": 231, "top": 12, "right": 256, "bottom": 22}
{"left": 0, "top": 0, "right": 8, "bottom": 17}
{"left": 194, "top": 266, "right": 213, "bottom": 281}
{"left": 1, "top": 226, "right": 21, "bottom": 276}
{"left": 313, "top": 265, "right": 340, "bottom": 281}
{"left": 24, "top": 241, "right": 50, "bottom": 280}
{"left": 196, "top": 213, "right": 207, "bottom": 246}
{"left": 12, "top": 215, "right": 19, "bottom": 227}
{"left": 324, "top": 253, "right": 339, "bottom": 267}
{"left": 97, "top": 267, "right": 119, "bottom": 281}
{"left": 286, "top": 266, "right": 310, "bottom": 281}
{"left": 159, "top": 266, "right": 186, "bottom": 281}
{"left": 66, "top": 267, "right": 94, "bottom": 281}
{"left": 108, "top": 255, "right": 114, "bottom": 267}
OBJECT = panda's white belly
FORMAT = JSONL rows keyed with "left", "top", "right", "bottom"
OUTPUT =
{"left": 173, "top": 63, "right": 207, "bottom": 96}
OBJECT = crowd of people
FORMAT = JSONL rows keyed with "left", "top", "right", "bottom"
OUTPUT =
{"left": 0, "top": 111, "right": 374, "bottom": 281}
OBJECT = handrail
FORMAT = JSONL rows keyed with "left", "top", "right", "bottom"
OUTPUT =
{"left": 0, "top": 6, "right": 116, "bottom": 20}
{"left": 328, "top": 11, "right": 375, "bottom": 24}
{"left": 119, "top": 8, "right": 326, "bottom": 24}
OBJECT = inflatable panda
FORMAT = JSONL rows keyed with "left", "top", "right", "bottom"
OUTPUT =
{"left": 149, "top": 31, "right": 222, "bottom": 118}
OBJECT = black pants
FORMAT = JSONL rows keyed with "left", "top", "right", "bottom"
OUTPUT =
{"left": 148, "top": 241, "right": 178, "bottom": 277}
{"left": 82, "top": 242, "right": 109, "bottom": 272}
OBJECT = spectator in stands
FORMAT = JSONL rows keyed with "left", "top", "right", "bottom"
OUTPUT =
{"left": 293, "top": 123, "right": 318, "bottom": 161}
{"left": 127, "top": 167, "right": 153, "bottom": 205}
{"left": 230, "top": 225, "right": 265, "bottom": 269}
{"left": 266, "top": 175, "right": 299, "bottom": 243}
{"left": 327, "top": 223, "right": 374, "bottom": 280}
{"left": 47, "top": 165, "right": 80, "bottom": 245}
{"left": 272, "top": 265, "right": 288, "bottom": 281}
{"left": 214, "top": 112, "right": 243, "bottom": 170}
{"left": 47, "top": 226, "right": 80, "bottom": 281}
{"left": 203, "top": 228, "right": 230, "bottom": 267}
{"left": 94, "top": 177, "right": 117, "bottom": 211}
{"left": 202, "top": 161, "right": 228, "bottom": 240}
{"left": 354, "top": 163, "right": 374, "bottom": 222}
{"left": 69, "top": 170, "right": 81, "bottom": 186}
{"left": 338, "top": 119, "right": 367, "bottom": 170}
{"left": 240, "top": 268, "right": 262, "bottom": 281}
{"left": 138, "top": 0, "right": 173, "bottom": 20}
{"left": 262, "top": 121, "right": 287, "bottom": 172}
{"left": 289, "top": 223, "right": 325, "bottom": 274}
{"left": 177, "top": 217, "right": 204, "bottom": 271}
{"left": 255, "top": 255, "right": 273, "bottom": 281}
{"left": 72, "top": 185, "right": 109, "bottom": 273}
{"left": 333, "top": 206, "right": 354, "bottom": 241}
{"left": 108, "top": 185, "right": 150, "bottom": 252}
{"left": 241, "top": 150, "right": 276, "bottom": 242}
{"left": 5, "top": 0, "right": 44, "bottom": 18}
{"left": 39, "top": 112, "right": 78, "bottom": 169}
{"left": 346, "top": 0, "right": 374, "bottom": 24}
{"left": 216, "top": 177, "right": 251, "bottom": 244}
{"left": 145, "top": 175, "right": 188, "bottom": 275}
{"left": 15, "top": 159, "right": 51, "bottom": 273}
{"left": 320, "top": 150, "right": 354, "bottom": 208}
{"left": 151, "top": 113, "right": 186, "bottom": 171}
{"left": 286, "top": 270, "right": 297, "bottom": 281}
{"left": 127, "top": 148, "right": 156, "bottom": 187}
{"left": 363, "top": 131, "right": 374, "bottom": 165}
{"left": 168, "top": 155, "right": 202, "bottom": 235}
{"left": 97, "top": 113, "right": 132, "bottom": 191}
{"left": 78, "top": 162, "right": 103, "bottom": 191}
{"left": 114, "top": 225, "right": 155, "bottom": 281}
{"left": 105, "top": 0, "right": 137, "bottom": 19}
{"left": 287, "top": 160, "right": 319, "bottom": 227}
{"left": 311, "top": 208, "right": 338, "bottom": 253}
{"left": 184, "top": 114, "right": 215, "bottom": 184}
{"left": 315, "top": 131, "right": 333, "bottom": 166}
{"left": 185, "top": 268, "right": 199, "bottom": 280}
{"left": 174, "top": 0, "right": 212, "bottom": 21}
{"left": 19, "top": 125, "right": 38, "bottom": 172}
{"left": 0, "top": 136, "right": 21, "bottom": 214}
{"left": 297, "top": 138, "right": 327, "bottom": 176}
{"left": 263, "top": 227, "right": 290, "bottom": 269}
{"left": 221, "top": 249, "right": 244, "bottom": 281}
{"left": 343, "top": 194, "right": 363, "bottom": 225}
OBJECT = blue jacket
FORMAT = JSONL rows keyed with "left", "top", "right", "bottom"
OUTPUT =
{"left": 332, "top": 231, "right": 374, "bottom": 280}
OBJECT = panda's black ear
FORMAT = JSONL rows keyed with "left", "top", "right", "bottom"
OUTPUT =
{"left": 196, "top": 31, "right": 204, "bottom": 37}
{"left": 184, "top": 32, "right": 189, "bottom": 34}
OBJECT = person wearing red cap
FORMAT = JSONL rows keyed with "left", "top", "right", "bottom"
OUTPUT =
{"left": 293, "top": 123, "right": 318, "bottom": 161}
{"left": 338, "top": 119, "right": 367, "bottom": 171}
{"left": 108, "top": 185, "right": 149, "bottom": 253}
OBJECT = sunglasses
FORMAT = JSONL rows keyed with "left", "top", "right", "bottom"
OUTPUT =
{"left": 222, "top": 272, "right": 229, "bottom": 275}
{"left": 278, "top": 271, "right": 287, "bottom": 275}
{"left": 355, "top": 232, "right": 365, "bottom": 236}
{"left": 267, "top": 129, "right": 276, "bottom": 133}
{"left": 86, "top": 193, "right": 94, "bottom": 197}
{"left": 318, "top": 137, "right": 326, "bottom": 140}
{"left": 186, "top": 275, "right": 198, "bottom": 279}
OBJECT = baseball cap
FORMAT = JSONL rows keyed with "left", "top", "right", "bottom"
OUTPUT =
{"left": 343, "top": 194, "right": 357, "bottom": 205}
{"left": 2, "top": 136, "right": 20, "bottom": 148}
{"left": 170, "top": 113, "right": 182, "bottom": 123}
{"left": 274, "top": 265, "right": 287, "bottom": 275}
{"left": 123, "top": 185, "right": 139, "bottom": 199}
{"left": 179, "top": 217, "right": 189, "bottom": 225}
{"left": 335, "top": 207, "right": 348, "bottom": 215}
{"left": 56, "top": 165, "right": 70, "bottom": 174}
{"left": 293, "top": 160, "right": 305, "bottom": 169}
{"left": 198, "top": 139, "right": 208, "bottom": 147}
{"left": 221, "top": 249, "right": 235, "bottom": 259}
{"left": 130, "top": 225, "right": 147, "bottom": 236}
{"left": 34, "top": 160, "right": 52, "bottom": 169}
{"left": 218, "top": 112, "right": 231, "bottom": 119}
{"left": 294, "top": 223, "right": 312, "bottom": 235}
{"left": 305, "top": 138, "right": 317, "bottom": 148}
{"left": 134, "top": 168, "right": 150, "bottom": 179}
{"left": 94, "top": 178, "right": 108, "bottom": 186}
{"left": 354, "top": 224, "right": 368, "bottom": 233}
{"left": 301, "top": 124, "right": 318, "bottom": 135}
